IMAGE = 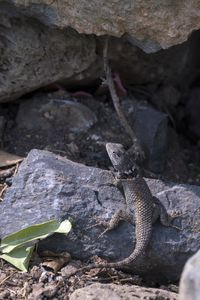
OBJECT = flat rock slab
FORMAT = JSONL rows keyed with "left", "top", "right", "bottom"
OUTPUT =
{"left": 69, "top": 283, "right": 178, "bottom": 300}
{"left": 0, "top": 149, "right": 200, "bottom": 282}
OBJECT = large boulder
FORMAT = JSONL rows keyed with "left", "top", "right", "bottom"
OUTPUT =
{"left": 0, "top": 1, "right": 200, "bottom": 102}
{"left": 0, "top": 2, "right": 98, "bottom": 102}
{"left": 8, "top": 0, "right": 200, "bottom": 50}
{"left": 0, "top": 149, "right": 200, "bottom": 282}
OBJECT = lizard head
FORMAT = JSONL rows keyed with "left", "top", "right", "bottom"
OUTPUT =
{"left": 106, "top": 142, "right": 139, "bottom": 176}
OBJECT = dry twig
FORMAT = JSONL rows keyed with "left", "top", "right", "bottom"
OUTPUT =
{"left": 103, "top": 37, "right": 144, "bottom": 160}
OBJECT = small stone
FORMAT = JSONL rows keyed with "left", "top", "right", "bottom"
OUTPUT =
{"left": 69, "top": 283, "right": 178, "bottom": 300}
{"left": 179, "top": 249, "right": 200, "bottom": 299}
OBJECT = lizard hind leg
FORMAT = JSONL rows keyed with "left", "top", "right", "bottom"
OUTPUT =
{"left": 152, "top": 196, "right": 181, "bottom": 230}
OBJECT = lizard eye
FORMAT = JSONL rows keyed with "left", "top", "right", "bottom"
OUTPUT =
{"left": 113, "top": 151, "right": 120, "bottom": 156}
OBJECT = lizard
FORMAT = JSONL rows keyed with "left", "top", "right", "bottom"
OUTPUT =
{"left": 68, "top": 142, "right": 179, "bottom": 276}
{"left": 68, "top": 39, "right": 179, "bottom": 276}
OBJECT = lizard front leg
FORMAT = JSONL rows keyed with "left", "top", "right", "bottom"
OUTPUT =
{"left": 98, "top": 208, "right": 135, "bottom": 238}
{"left": 99, "top": 171, "right": 135, "bottom": 236}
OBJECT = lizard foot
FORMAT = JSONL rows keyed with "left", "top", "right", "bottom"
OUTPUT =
{"left": 168, "top": 209, "right": 188, "bottom": 230}
{"left": 164, "top": 213, "right": 182, "bottom": 230}
{"left": 86, "top": 219, "right": 108, "bottom": 230}
{"left": 170, "top": 210, "right": 187, "bottom": 218}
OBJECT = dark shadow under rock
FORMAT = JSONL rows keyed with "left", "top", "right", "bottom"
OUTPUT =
{"left": 0, "top": 149, "right": 200, "bottom": 282}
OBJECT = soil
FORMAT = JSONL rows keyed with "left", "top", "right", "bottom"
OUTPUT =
{"left": 0, "top": 259, "right": 178, "bottom": 300}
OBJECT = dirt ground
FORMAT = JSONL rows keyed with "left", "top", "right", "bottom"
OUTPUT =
{"left": 0, "top": 258, "right": 179, "bottom": 300}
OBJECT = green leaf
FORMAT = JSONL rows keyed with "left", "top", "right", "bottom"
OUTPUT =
{"left": 54, "top": 219, "right": 72, "bottom": 233}
{"left": 0, "top": 219, "right": 72, "bottom": 253}
{"left": 0, "top": 219, "right": 72, "bottom": 272}
{"left": 0, "top": 245, "right": 34, "bottom": 272}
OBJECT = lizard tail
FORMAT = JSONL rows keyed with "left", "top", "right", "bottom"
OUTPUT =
{"left": 67, "top": 235, "right": 151, "bottom": 277}
{"left": 74, "top": 243, "right": 147, "bottom": 275}
{"left": 96, "top": 244, "right": 145, "bottom": 269}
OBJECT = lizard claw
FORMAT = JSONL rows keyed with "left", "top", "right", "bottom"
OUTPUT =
{"left": 97, "top": 228, "right": 110, "bottom": 239}
{"left": 86, "top": 223, "right": 100, "bottom": 230}
{"left": 86, "top": 220, "right": 102, "bottom": 230}
{"left": 170, "top": 210, "right": 187, "bottom": 218}
{"left": 165, "top": 212, "right": 182, "bottom": 231}
{"left": 170, "top": 224, "right": 182, "bottom": 231}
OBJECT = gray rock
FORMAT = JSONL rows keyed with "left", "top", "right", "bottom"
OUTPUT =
{"left": 7, "top": 92, "right": 96, "bottom": 156}
{"left": 1, "top": 2, "right": 200, "bottom": 103}
{"left": 125, "top": 34, "right": 162, "bottom": 54}
{"left": 179, "top": 249, "right": 200, "bottom": 300}
{"left": 0, "top": 2, "right": 98, "bottom": 102}
{"left": 69, "top": 283, "right": 178, "bottom": 300}
{"left": 16, "top": 93, "right": 97, "bottom": 132}
{"left": 0, "top": 149, "right": 200, "bottom": 282}
{"left": 123, "top": 100, "right": 168, "bottom": 173}
{"left": 6, "top": 0, "right": 200, "bottom": 50}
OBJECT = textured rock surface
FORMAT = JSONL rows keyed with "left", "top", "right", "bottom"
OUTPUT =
{"left": 123, "top": 100, "right": 168, "bottom": 173}
{"left": 0, "top": 2, "right": 98, "bottom": 102}
{"left": 179, "top": 249, "right": 200, "bottom": 300}
{"left": 16, "top": 93, "right": 97, "bottom": 133}
{"left": 70, "top": 283, "right": 178, "bottom": 300}
{"left": 1, "top": 2, "right": 200, "bottom": 103}
{"left": 0, "top": 149, "right": 200, "bottom": 282}
{"left": 8, "top": 0, "right": 200, "bottom": 50}
{"left": 13, "top": 92, "right": 168, "bottom": 173}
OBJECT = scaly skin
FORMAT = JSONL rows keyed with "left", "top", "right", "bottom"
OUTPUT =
{"left": 69, "top": 143, "right": 178, "bottom": 275}
{"left": 79, "top": 177, "right": 154, "bottom": 271}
